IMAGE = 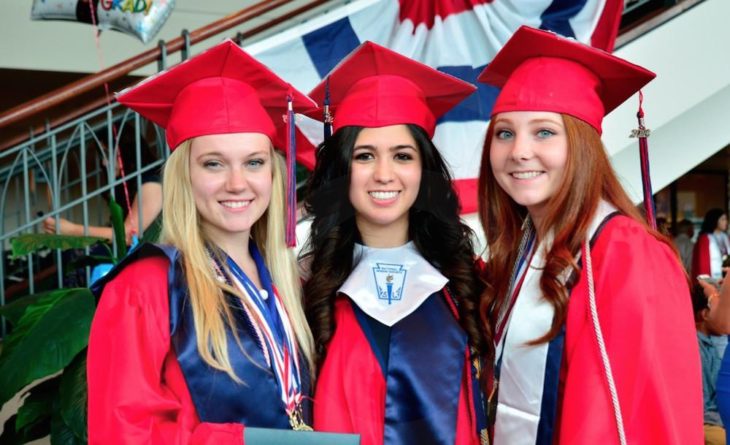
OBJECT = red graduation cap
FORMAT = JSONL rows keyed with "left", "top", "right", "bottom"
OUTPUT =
{"left": 116, "top": 39, "right": 318, "bottom": 247}
{"left": 116, "top": 39, "right": 317, "bottom": 150}
{"left": 477, "top": 26, "right": 655, "bottom": 134}
{"left": 308, "top": 41, "right": 476, "bottom": 138}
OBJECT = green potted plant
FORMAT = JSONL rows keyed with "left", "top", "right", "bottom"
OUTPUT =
{"left": 0, "top": 199, "right": 149, "bottom": 444}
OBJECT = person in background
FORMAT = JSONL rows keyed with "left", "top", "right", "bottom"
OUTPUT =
{"left": 693, "top": 282, "right": 728, "bottom": 445}
{"left": 697, "top": 253, "right": 730, "bottom": 445}
{"left": 42, "top": 127, "right": 162, "bottom": 244}
{"left": 477, "top": 26, "right": 702, "bottom": 444}
{"left": 694, "top": 208, "right": 730, "bottom": 280}
{"left": 676, "top": 218, "right": 696, "bottom": 273}
{"left": 86, "top": 40, "right": 316, "bottom": 444}
{"left": 301, "top": 42, "right": 487, "bottom": 445}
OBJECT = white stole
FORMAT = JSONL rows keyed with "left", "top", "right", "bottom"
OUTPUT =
{"left": 709, "top": 234, "right": 728, "bottom": 279}
{"left": 494, "top": 201, "right": 616, "bottom": 445}
{"left": 338, "top": 242, "right": 448, "bottom": 327}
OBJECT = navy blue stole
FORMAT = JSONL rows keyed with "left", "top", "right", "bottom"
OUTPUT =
{"left": 353, "top": 290, "right": 467, "bottom": 445}
{"left": 532, "top": 212, "right": 619, "bottom": 444}
{"left": 92, "top": 243, "right": 310, "bottom": 428}
{"left": 535, "top": 327, "right": 565, "bottom": 444}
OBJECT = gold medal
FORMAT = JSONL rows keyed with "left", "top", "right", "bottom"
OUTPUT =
{"left": 288, "top": 406, "right": 313, "bottom": 431}
{"left": 480, "top": 428, "right": 490, "bottom": 445}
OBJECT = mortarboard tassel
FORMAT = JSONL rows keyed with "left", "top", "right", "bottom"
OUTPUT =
{"left": 323, "top": 76, "right": 333, "bottom": 139}
{"left": 631, "top": 91, "right": 657, "bottom": 230}
{"left": 285, "top": 91, "right": 297, "bottom": 247}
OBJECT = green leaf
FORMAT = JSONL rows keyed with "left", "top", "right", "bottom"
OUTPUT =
{"left": 0, "top": 415, "right": 23, "bottom": 445}
{"left": 51, "top": 398, "right": 84, "bottom": 445}
{"left": 0, "top": 288, "right": 94, "bottom": 407}
{"left": 59, "top": 353, "right": 88, "bottom": 442}
{"left": 1, "top": 413, "right": 51, "bottom": 445}
{"left": 0, "top": 292, "right": 46, "bottom": 326}
{"left": 109, "top": 198, "right": 127, "bottom": 260}
{"left": 141, "top": 215, "right": 163, "bottom": 244}
{"left": 15, "top": 377, "right": 58, "bottom": 432}
{"left": 10, "top": 234, "right": 106, "bottom": 258}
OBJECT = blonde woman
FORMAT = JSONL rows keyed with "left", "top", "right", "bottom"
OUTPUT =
{"left": 87, "top": 41, "right": 316, "bottom": 444}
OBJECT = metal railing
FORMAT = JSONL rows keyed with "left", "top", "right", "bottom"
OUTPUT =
{"left": 0, "top": 0, "right": 338, "bottom": 152}
{"left": 0, "top": 104, "right": 167, "bottom": 334}
{"left": 0, "top": 0, "right": 346, "bottom": 337}
{"left": 0, "top": 0, "right": 702, "bottom": 337}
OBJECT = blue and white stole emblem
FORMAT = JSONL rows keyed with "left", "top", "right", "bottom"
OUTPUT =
{"left": 338, "top": 242, "right": 447, "bottom": 327}
{"left": 372, "top": 263, "right": 407, "bottom": 304}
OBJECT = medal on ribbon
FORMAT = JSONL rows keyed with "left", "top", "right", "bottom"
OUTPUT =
{"left": 217, "top": 245, "right": 311, "bottom": 431}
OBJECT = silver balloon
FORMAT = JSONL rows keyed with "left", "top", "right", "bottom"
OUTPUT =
{"left": 31, "top": 0, "right": 175, "bottom": 44}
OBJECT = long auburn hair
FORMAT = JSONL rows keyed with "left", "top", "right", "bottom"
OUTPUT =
{"left": 478, "top": 114, "right": 673, "bottom": 365}
{"left": 302, "top": 124, "right": 486, "bottom": 365}
{"left": 162, "top": 141, "right": 314, "bottom": 381}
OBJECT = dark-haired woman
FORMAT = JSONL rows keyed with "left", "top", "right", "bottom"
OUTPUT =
{"left": 693, "top": 208, "right": 730, "bottom": 280}
{"left": 301, "top": 42, "right": 487, "bottom": 445}
{"left": 477, "top": 27, "right": 701, "bottom": 444}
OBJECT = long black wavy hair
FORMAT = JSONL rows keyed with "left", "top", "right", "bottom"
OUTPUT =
{"left": 301, "top": 124, "right": 486, "bottom": 365}
{"left": 701, "top": 208, "right": 726, "bottom": 234}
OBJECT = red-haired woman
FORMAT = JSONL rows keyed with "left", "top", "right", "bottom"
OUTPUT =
{"left": 477, "top": 27, "right": 702, "bottom": 444}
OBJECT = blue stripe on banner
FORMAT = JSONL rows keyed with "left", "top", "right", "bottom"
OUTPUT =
{"left": 539, "top": 0, "right": 588, "bottom": 38}
{"left": 437, "top": 64, "right": 497, "bottom": 123}
{"left": 536, "top": 324, "right": 565, "bottom": 445}
{"left": 302, "top": 17, "right": 362, "bottom": 78}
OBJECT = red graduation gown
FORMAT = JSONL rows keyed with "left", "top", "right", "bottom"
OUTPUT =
{"left": 558, "top": 216, "right": 702, "bottom": 443}
{"left": 691, "top": 233, "right": 711, "bottom": 278}
{"left": 313, "top": 297, "right": 479, "bottom": 445}
{"left": 87, "top": 256, "right": 244, "bottom": 444}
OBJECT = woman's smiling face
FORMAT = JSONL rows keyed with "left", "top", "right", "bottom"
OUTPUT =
{"left": 189, "top": 132, "right": 273, "bottom": 245}
{"left": 489, "top": 111, "right": 568, "bottom": 222}
{"left": 348, "top": 124, "right": 422, "bottom": 237}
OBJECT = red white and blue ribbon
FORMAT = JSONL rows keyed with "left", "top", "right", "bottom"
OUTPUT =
{"left": 215, "top": 245, "right": 305, "bottom": 421}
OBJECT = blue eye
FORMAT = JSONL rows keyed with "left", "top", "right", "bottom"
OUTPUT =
{"left": 203, "top": 160, "right": 223, "bottom": 169}
{"left": 247, "top": 158, "right": 265, "bottom": 169}
{"left": 537, "top": 129, "right": 556, "bottom": 138}
{"left": 495, "top": 129, "right": 514, "bottom": 140}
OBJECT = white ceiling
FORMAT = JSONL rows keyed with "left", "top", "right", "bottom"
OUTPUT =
{"left": 0, "top": 0, "right": 344, "bottom": 76}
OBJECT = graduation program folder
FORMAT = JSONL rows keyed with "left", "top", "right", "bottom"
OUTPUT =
{"left": 244, "top": 427, "right": 360, "bottom": 444}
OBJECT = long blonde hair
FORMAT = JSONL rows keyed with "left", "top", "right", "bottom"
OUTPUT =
{"left": 162, "top": 140, "right": 315, "bottom": 381}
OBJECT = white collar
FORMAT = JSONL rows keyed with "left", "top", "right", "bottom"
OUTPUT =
{"left": 338, "top": 242, "right": 448, "bottom": 327}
